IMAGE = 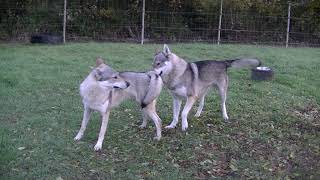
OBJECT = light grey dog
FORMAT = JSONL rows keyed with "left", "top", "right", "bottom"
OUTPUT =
{"left": 152, "top": 44, "right": 261, "bottom": 131}
{"left": 74, "top": 58, "right": 163, "bottom": 151}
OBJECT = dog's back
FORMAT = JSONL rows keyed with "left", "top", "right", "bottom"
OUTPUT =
{"left": 193, "top": 60, "right": 228, "bottom": 83}
{"left": 117, "top": 71, "right": 163, "bottom": 108}
{"left": 194, "top": 58, "right": 260, "bottom": 84}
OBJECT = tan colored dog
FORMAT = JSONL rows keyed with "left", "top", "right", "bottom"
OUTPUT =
{"left": 74, "top": 58, "right": 163, "bottom": 151}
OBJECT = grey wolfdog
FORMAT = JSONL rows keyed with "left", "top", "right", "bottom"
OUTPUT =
{"left": 74, "top": 58, "right": 163, "bottom": 151}
{"left": 152, "top": 45, "right": 261, "bottom": 131}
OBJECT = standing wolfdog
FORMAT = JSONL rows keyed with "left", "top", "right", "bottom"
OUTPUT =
{"left": 152, "top": 45, "right": 261, "bottom": 131}
{"left": 74, "top": 58, "right": 163, "bottom": 151}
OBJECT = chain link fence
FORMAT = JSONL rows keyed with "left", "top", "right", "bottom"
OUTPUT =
{"left": 1, "top": 0, "right": 319, "bottom": 47}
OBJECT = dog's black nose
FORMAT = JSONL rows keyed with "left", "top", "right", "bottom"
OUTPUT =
{"left": 126, "top": 81, "right": 130, "bottom": 87}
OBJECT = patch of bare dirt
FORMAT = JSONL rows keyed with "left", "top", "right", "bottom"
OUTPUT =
{"left": 292, "top": 102, "right": 320, "bottom": 133}
{"left": 292, "top": 103, "right": 320, "bottom": 122}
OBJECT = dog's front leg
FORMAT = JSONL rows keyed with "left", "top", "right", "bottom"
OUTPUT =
{"left": 94, "top": 110, "right": 110, "bottom": 151}
{"left": 165, "top": 96, "right": 182, "bottom": 129}
{"left": 181, "top": 96, "right": 196, "bottom": 131}
{"left": 74, "top": 105, "right": 92, "bottom": 141}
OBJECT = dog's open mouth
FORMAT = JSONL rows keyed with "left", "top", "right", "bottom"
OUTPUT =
{"left": 113, "top": 86, "right": 120, "bottom": 89}
{"left": 159, "top": 71, "right": 163, "bottom": 76}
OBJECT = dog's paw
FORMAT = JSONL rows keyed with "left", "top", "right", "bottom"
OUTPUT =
{"left": 165, "top": 124, "right": 176, "bottom": 129}
{"left": 181, "top": 126, "right": 188, "bottom": 131}
{"left": 223, "top": 119, "right": 231, "bottom": 123}
{"left": 94, "top": 143, "right": 102, "bottom": 151}
{"left": 194, "top": 112, "right": 201, "bottom": 117}
{"left": 139, "top": 124, "right": 147, "bottom": 129}
{"left": 153, "top": 136, "right": 161, "bottom": 141}
{"left": 223, "top": 116, "right": 230, "bottom": 123}
{"left": 74, "top": 133, "right": 83, "bottom": 141}
{"left": 181, "top": 123, "right": 188, "bottom": 131}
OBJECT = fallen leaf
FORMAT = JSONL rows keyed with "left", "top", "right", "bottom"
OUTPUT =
{"left": 230, "top": 164, "right": 238, "bottom": 171}
{"left": 18, "top": 147, "right": 25, "bottom": 150}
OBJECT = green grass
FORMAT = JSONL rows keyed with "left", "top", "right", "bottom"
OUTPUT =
{"left": 0, "top": 43, "right": 319, "bottom": 179}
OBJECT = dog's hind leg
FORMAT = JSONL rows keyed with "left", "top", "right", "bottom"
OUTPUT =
{"left": 195, "top": 88, "right": 209, "bottom": 117}
{"left": 94, "top": 111, "right": 110, "bottom": 151}
{"left": 144, "top": 101, "right": 162, "bottom": 140}
{"left": 195, "top": 95, "right": 205, "bottom": 117}
{"left": 165, "top": 96, "right": 182, "bottom": 129}
{"left": 217, "top": 77, "right": 229, "bottom": 122}
{"left": 181, "top": 96, "right": 196, "bottom": 131}
{"left": 139, "top": 112, "right": 148, "bottom": 129}
{"left": 74, "top": 105, "right": 92, "bottom": 141}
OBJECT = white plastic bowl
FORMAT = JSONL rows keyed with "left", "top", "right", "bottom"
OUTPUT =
{"left": 256, "top": 66, "right": 271, "bottom": 71}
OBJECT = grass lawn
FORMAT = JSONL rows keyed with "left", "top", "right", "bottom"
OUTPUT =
{"left": 0, "top": 43, "right": 319, "bottom": 179}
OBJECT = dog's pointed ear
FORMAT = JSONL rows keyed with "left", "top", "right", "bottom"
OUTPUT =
{"left": 155, "top": 48, "right": 161, "bottom": 55}
{"left": 163, "top": 44, "right": 171, "bottom": 55}
{"left": 94, "top": 68, "right": 102, "bottom": 80}
{"left": 96, "top": 57, "right": 104, "bottom": 66}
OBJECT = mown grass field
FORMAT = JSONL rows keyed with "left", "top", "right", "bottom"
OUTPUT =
{"left": 0, "top": 43, "right": 319, "bottom": 179}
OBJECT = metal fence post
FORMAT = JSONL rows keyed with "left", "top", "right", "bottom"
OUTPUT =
{"left": 63, "top": 0, "right": 67, "bottom": 43}
{"left": 141, "top": 0, "right": 145, "bottom": 44}
{"left": 286, "top": 2, "right": 291, "bottom": 48}
{"left": 217, "top": 0, "right": 223, "bottom": 45}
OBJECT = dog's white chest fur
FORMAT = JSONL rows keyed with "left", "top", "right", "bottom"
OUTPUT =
{"left": 80, "top": 74, "right": 110, "bottom": 113}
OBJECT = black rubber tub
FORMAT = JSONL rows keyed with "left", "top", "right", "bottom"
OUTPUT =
{"left": 251, "top": 67, "right": 274, "bottom": 81}
{"left": 30, "top": 33, "right": 63, "bottom": 44}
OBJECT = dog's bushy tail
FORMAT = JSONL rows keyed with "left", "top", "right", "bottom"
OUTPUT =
{"left": 141, "top": 71, "right": 163, "bottom": 108}
{"left": 227, "top": 58, "right": 261, "bottom": 69}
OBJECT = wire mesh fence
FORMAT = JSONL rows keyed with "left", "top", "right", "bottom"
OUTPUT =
{"left": 0, "top": 0, "right": 319, "bottom": 47}
{"left": 65, "top": 1, "right": 142, "bottom": 42}
{"left": 0, "top": 1, "right": 64, "bottom": 41}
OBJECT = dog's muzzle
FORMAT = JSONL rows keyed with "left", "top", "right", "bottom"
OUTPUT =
{"left": 113, "top": 81, "right": 130, "bottom": 89}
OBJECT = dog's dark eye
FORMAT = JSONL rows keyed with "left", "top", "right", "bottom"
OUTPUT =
{"left": 113, "top": 76, "right": 118, "bottom": 79}
{"left": 156, "top": 62, "right": 160, "bottom": 66}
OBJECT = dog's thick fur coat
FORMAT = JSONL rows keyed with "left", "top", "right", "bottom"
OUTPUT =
{"left": 153, "top": 45, "right": 261, "bottom": 131}
{"left": 74, "top": 58, "right": 163, "bottom": 151}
